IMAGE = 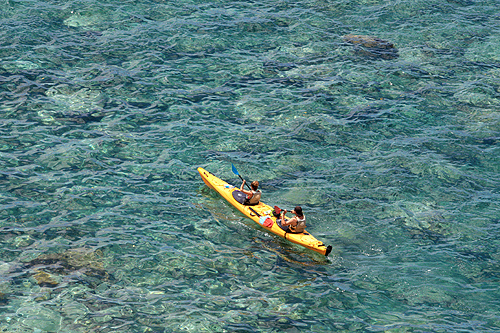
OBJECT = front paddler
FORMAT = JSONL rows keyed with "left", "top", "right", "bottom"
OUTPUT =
{"left": 240, "top": 180, "right": 261, "bottom": 205}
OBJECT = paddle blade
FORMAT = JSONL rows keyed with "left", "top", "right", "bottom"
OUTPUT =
{"left": 231, "top": 163, "right": 239, "bottom": 176}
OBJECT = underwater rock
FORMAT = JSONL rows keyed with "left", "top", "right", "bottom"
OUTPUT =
{"left": 45, "top": 85, "right": 107, "bottom": 113}
{"left": 267, "top": 77, "right": 304, "bottom": 87}
{"left": 64, "top": 13, "right": 100, "bottom": 28}
{"left": 80, "top": 30, "right": 103, "bottom": 38}
{"left": 343, "top": 34, "right": 399, "bottom": 60}
{"left": 263, "top": 61, "right": 297, "bottom": 73}
{"left": 397, "top": 285, "right": 454, "bottom": 306}
{"left": 345, "top": 104, "right": 384, "bottom": 121}
{"left": 0, "top": 273, "right": 11, "bottom": 304}
{"left": 33, "top": 287, "right": 52, "bottom": 301}
{"left": 26, "top": 248, "right": 111, "bottom": 284}
{"left": 393, "top": 203, "right": 450, "bottom": 242}
{"left": 0, "top": 261, "right": 12, "bottom": 275}
{"left": 453, "top": 89, "right": 499, "bottom": 107}
{"left": 40, "top": 85, "right": 107, "bottom": 124}
{"left": 482, "top": 137, "right": 498, "bottom": 145}
{"left": 405, "top": 160, "right": 462, "bottom": 183}
{"left": 59, "top": 300, "right": 89, "bottom": 320}
{"left": 18, "top": 305, "right": 62, "bottom": 332}
{"left": 33, "top": 270, "right": 59, "bottom": 287}
{"left": 344, "top": 34, "right": 395, "bottom": 49}
{"left": 12, "top": 235, "right": 34, "bottom": 248}
{"left": 1, "top": 60, "right": 40, "bottom": 71}
{"left": 464, "top": 34, "right": 500, "bottom": 63}
{"left": 54, "top": 111, "right": 105, "bottom": 124}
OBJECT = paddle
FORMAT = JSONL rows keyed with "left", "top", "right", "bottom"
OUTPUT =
{"left": 232, "top": 164, "right": 252, "bottom": 190}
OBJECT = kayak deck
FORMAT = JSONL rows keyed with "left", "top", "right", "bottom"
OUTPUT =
{"left": 198, "top": 167, "right": 332, "bottom": 256}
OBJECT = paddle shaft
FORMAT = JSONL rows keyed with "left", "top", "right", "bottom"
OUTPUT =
{"left": 238, "top": 175, "right": 252, "bottom": 190}
{"left": 232, "top": 164, "right": 252, "bottom": 190}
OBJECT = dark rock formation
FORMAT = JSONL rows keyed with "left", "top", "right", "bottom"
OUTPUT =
{"left": 344, "top": 34, "right": 399, "bottom": 60}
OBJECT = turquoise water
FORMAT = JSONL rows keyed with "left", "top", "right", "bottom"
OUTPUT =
{"left": 1, "top": 0, "right": 500, "bottom": 331}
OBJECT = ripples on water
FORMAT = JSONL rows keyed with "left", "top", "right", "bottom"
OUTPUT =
{"left": 1, "top": 0, "right": 499, "bottom": 331}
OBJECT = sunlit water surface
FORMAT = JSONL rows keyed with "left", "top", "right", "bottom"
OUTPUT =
{"left": 1, "top": 0, "right": 499, "bottom": 332}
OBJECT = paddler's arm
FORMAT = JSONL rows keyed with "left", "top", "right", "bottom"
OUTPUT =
{"left": 240, "top": 180, "right": 253, "bottom": 197}
{"left": 280, "top": 210, "right": 297, "bottom": 226}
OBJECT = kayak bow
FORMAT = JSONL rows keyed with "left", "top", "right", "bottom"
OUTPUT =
{"left": 198, "top": 167, "right": 332, "bottom": 256}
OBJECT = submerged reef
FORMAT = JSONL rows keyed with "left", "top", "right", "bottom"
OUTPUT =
{"left": 343, "top": 34, "right": 399, "bottom": 60}
{"left": 25, "top": 248, "right": 112, "bottom": 287}
{"left": 33, "top": 270, "right": 59, "bottom": 287}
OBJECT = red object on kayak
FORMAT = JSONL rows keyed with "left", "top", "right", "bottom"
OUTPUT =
{"left": 263, "top": 217, "right": 273, "bottom": 227}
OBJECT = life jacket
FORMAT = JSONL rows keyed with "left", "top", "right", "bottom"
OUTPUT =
{"left": 247, "top": 190, "right": 261, "bottom": 204}
{"left": 289, "top": 215, "right": 306, "bottom": 233}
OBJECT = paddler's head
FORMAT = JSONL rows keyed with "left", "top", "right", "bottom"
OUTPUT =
{"left": 251, "top": 181, "right": 259, "bottom": 190}
{"left": 292, "top": 206, "right": 303, "bottom": 217}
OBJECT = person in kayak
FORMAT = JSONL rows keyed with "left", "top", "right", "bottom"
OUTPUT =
{"left": 240, "top": 180, "right": 261, "bottom": 205}
{"left": 277, "top": 206, "right": 306, "bottom": 233}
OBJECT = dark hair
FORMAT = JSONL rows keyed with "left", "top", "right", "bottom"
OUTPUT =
{"left": 293, "top": 206, "right": 303, "bottom": 217}
{"left": 251, "top": 181, "right": 259, "bottom": 190}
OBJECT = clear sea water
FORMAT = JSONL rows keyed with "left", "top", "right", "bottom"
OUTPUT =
{"left": 1, "top": 0, "right": 500, "bottom": 332}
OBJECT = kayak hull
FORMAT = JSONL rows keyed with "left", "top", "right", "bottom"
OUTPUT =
{"left": 198, "top": 167, "right": 332, "bottom": 256}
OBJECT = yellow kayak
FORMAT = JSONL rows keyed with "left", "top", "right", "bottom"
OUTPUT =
{"left": 198, "top": 167, "right": 332, "bottom": 256}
